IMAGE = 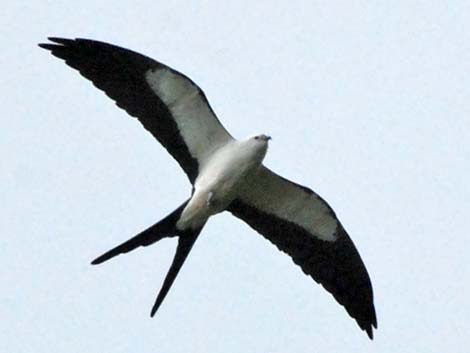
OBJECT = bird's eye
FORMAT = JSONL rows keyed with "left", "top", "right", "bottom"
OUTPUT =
{"left": 254, "top": 136, "right": 259, "bottom": 140}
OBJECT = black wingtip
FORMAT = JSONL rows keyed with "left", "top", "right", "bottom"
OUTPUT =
{"left": 47, "top": 37, "right": 70, "bottom": 44}
{"left": 38, "top": 37, "right": 69, "bottom": 50}
{"left": 367, "top": 305, "right": 378, "bottom": 339}
{"left": 38, "top": 43, "right": 56, "bottom": 50}
{"left": 361, "top": 312, "right": 377, "bottom": 340}
{"left": 358, "top": 309, "right": 377, "bottom": 340}
{"left": 366, "top": 326, "right": 373, "bottom": 340}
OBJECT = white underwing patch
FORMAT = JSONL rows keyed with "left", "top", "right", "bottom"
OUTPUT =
{"left": 239, "top": 168, "right": 338, "bottom": 242}
{"left": 145, "top": 68, "right": 233, "bottom": 166}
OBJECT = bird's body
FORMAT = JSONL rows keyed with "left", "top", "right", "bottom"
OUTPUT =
{"left": 178, "top": 136, "right": 270, "bottom": 230}
{"left": 39, "top": 38, "right": 377, "bottom": 339}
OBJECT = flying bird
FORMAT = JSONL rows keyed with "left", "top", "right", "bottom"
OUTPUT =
{"left": 39, "top": 37, "right": 377, "bottom": 338}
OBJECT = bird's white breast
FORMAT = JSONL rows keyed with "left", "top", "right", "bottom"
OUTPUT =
{"left": 176, "top": 139, "right": 268, "bottom": 230}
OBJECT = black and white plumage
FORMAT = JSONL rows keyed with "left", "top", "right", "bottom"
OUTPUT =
{"left": 39, "top": 38, "right": 377, "bottom": 338}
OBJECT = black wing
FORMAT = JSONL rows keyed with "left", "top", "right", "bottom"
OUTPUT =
{"left": 39, "top": 37, "right": 233, "bottom": 183}
{"left": 227, "top": 167, "right": 377, "bottom": 339}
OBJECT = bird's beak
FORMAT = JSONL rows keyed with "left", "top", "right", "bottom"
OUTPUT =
{"left": 265, "top": 135, "right": 272, "bottom": 141}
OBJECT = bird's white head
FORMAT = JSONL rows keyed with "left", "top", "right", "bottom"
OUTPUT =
{"left": 241, "top": 134, "right": 271, "bottom": 162}
{"left": 252, "top": 134, "right": 272, "bottom": 143}
{"left": 249, "top": 134, "right": 272, "bottom": 150}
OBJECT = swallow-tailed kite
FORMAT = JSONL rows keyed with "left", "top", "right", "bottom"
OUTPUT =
{"left": 39, "top": 38, "right": 377, "bottom": 339}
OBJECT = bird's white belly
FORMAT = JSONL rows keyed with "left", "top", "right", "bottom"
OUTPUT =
{"left": 176, "top": 140, "right": 267, "bottom": 230}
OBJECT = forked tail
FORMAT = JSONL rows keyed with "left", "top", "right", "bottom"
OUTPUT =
{"left": 91, "top": 200, "right": 190, "bottom": 265}
{"left": 91, "top": 199, "right": 205, "bottom": 316}
{"left": 150, "top": 229, "right": 202, "bottom": 316}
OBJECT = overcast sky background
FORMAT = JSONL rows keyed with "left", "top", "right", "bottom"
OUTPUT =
{"left": 2, "top": 1, "right": 469, "bottom": 352}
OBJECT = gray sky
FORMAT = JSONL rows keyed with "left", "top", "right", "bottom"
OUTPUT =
{"left": 2, "top": 1, "right": 469, "bottom": 352}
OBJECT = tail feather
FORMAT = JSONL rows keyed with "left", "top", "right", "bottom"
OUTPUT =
{"left": 91, "top": 199, "right": 205, "bottom": 317}
{"left": 91, "top": 200, "right": 190, "bottom": 265}
{"left": 150, "top": 228, "right": 203, "bottom": 317}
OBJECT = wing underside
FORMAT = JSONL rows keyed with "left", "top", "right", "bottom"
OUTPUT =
{"left": 228, "top": 167, "right": 377, "bottom": 338}
{"left": 39, "top": 37, "right": 233, "bottom": 182}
